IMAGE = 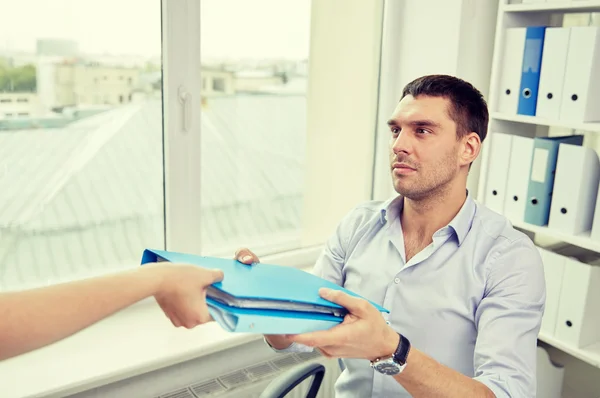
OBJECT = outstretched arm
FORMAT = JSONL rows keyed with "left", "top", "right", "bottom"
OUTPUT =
{"left": 0, "top": 264, "right": 223, "bottom": 361}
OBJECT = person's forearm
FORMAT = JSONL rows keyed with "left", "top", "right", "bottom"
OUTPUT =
{"left": 392, "top": 348, "right": 495, "bottom": 398}
{"left": 0, "top": 266, "right": 164, "bottom": 361}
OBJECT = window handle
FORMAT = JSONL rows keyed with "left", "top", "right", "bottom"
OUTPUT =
{"left": 178, "top": 85, "right": 191, "bottom": 132}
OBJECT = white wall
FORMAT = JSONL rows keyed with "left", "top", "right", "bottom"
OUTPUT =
{"left": 372, "top": 0, "right": 499, "bottom": 201}
{"left": 302, "top": 0, "right": 384, "bottom": 246}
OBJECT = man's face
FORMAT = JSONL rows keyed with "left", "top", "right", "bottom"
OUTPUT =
{"left": 387, "top": 95, "right": 467, "bottom": 200}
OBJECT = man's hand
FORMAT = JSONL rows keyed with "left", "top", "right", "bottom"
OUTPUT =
{"left": 151, "top": 264, "right": 224, "bottom": 329}
{"left": 234, "top": 247, "right": 293, "bottom": 350}
{"left": 286, "top": 288, "right": 399, "bottom": 361}
{"left": 235, "top": 247, "right": 260, "bottom": 265}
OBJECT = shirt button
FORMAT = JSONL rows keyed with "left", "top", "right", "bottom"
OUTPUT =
{"left": 394, "top": 277, "right": 400, "bottom": 284}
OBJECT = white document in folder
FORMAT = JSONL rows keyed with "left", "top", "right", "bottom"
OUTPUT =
{"left": 503, "top": 136, "right": 534, "bottom": 223}
{"left": 536, "top": 27, "right": 570, "bottom": 120}
{"left": 538, "top": 247, "right": 566, "bottom": 338}
{"left": 548, "top": 144, "right": 600, "bottom": 235}
{"left": 560, "top": 26, "right": 600, "bottom": 123}
{"left": 551, "top": 245, "right": 600, "bottom": 348}
{"left": 484, "top": 132, "right": 513, "bottom": 215}
{"left": 496, "top": 28, "right": 526, "bottom": 115}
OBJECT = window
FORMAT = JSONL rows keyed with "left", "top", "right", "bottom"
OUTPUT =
{"left": 166, "top": 0, "right": 382, "bottom": 259}
{"left": 197, "top": 0, "right": 312, "bottom": 256}
{"left": 0, "top": 0, "right": 164, "bottom": 291}
{"left": 1, "top": 0, "right": 383, "bottom": 292}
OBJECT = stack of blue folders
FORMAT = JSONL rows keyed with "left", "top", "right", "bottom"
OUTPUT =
{"left": 141, "top": 249, "right": 389, "bottom": 334}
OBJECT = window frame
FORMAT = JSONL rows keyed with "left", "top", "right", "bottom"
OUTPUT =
{"left": 162, "top": 0, "right": 204, "bottom": 256}
{"left": 163, "top": 0, "right": 319, "bottom": 263}
{"left": 371, "top": 0, "right": 405, "bottom": 202}
{"left": 164, "top": 0, "right": 385, "bottom": 264}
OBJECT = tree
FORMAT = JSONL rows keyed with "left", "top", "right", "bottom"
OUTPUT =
{"left": 0, "top": 64, "right": 36, "bottom": 92}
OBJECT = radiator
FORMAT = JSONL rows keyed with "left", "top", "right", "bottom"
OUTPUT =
{"left": 155, "top": 351, "right": 342, "bottom": 398}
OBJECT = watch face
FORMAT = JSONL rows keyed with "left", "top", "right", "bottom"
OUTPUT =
{"left": 373, "top": 359, "right": 401, "bottom": 375}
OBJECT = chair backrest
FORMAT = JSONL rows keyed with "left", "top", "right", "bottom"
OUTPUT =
{"left": 260, "top": 362, "right": 326, "bottom": 398}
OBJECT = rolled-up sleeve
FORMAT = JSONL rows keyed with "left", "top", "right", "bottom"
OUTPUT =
{"left": 472, "top": 237, "right": 546, "bottom": 398}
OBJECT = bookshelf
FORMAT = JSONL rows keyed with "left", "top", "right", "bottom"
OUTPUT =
{"left": 503, "top": 0, "right": 600, "bottom": 14}
{"left": 538, "top": 331, "right": 600, "bottom": 369}
{"left": 490, "top": 112, "right": 600, "bottom": 133}
{"left": 477, "top": 0, "right": 600, "bottom": 389}
{"left": 512, "top": 220, "right": 600, "bottom": 253}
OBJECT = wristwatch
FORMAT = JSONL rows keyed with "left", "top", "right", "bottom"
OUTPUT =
{"left": 370, "top": 333, "right": 411, "bottom": 376}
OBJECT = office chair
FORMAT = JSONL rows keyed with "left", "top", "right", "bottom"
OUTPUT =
{"left": 259, "top": 361, "right": 326, "bottom": 398}
{"left": 260, "top": 358, "right": 345, "bottom": 398}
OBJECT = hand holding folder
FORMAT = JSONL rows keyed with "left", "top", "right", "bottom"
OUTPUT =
{"left": 233, "top": 250, "right": 402, "bottom": 362}
{"left": 141, "top": 248, "right": 389, "bottom": 335}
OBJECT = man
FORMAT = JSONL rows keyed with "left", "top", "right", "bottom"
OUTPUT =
{"left": 0, "top": 263, "right": 223, "bottom": 361}
{"left": 235, "top": 75, "right": 545, "bottom": 397}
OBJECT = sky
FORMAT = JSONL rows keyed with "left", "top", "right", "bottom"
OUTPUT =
{"left": 0, "top": 0, "right": 311, "bottom": 60}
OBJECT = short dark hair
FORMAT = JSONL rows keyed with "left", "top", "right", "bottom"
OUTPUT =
{"left": 400, "top": 74, "right": 488, "bottom": 143}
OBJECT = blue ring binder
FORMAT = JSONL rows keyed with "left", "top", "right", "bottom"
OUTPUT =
{"left": 141, "top": 248, "right": 389, "bottom": 334}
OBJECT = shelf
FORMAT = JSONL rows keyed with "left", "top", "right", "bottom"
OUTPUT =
{"left": 503, "top": 0, "right": 600, "bottom": 14}
{"left": 512, "top": 220, "right": 600, "bottom": 253}
{"left": 490, "top": 112, "right": 600, "bottom": 132}
{"left": 538, "top": 332, "right": 600, "bottom": 368}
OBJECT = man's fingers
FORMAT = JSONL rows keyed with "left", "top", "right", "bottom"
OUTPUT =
{"left": 286, "top": 325, "right": 347, "bottom": 347}
{"left": 319, "top": 288, "right": 371, "bottom": 317}
{"left": 234, "top": 247, "right": 260, "bottom": 264}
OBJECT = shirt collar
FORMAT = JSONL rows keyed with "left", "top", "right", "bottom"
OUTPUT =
{"left": 379, "top": 190, "right": 476, "bottom": 246}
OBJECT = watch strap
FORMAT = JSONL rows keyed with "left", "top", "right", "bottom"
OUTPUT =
{"left": 393, "top": 333, "right": 410, "bottom": 366}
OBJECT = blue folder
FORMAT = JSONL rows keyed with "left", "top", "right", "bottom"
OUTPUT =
{"left": 517, "top": 26, "right": 546, "bottom": 116}
{"left": 141, "top": 248, "right": 389, "bottom": 334}
{"left": 524, "top": 135, "right": 584, "bottom": 226}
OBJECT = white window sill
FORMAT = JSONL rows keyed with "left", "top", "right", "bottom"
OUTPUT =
{"left": 0, "top": 300, "right": 261, "bottom": 398}
{"left": 0, "top": 246, "right": 322, "bottom": 398}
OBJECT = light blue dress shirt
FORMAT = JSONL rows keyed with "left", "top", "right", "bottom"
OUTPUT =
{"left": 271, "top": 193, "right": 546, "bottom": 397}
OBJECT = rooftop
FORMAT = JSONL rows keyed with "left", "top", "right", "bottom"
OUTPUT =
{"left": 0, "top": 94, "right": 307, "bottom": 290}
